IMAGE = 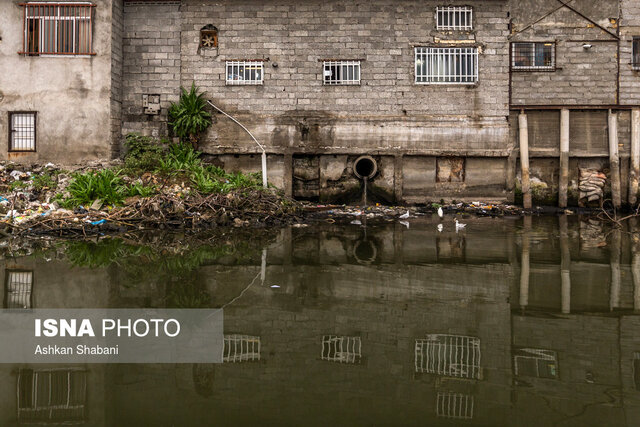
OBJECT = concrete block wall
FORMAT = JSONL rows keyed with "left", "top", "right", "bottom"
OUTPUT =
{"left": 111, "top": 0, "right": 124, "bottom": 158}
{"left": 620, "top": 0, "right": 640, "bottom": 105}
{"left": 509, "top": 1, "right": 619, "bottom": 106}
{"left": 121, "top": 1, "right": 182, "bottom": 139}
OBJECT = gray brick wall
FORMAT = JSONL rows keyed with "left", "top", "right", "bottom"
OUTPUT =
{"left": 111, "top": 0, "right": 124, "bottom": 157}
{"left": 620, "top": 0, "right": 640, "bottom": 105}
{"left": 122, "top": 1, "right": 182, "bottom": 138}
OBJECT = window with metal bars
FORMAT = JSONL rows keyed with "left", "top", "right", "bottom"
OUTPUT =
{"left": 415, "top": 334, "right": 482, "bottom": 379}
{"left": 222, "top": 335, "right": 261, "bottom": 362}
{"left": 4, "top": 270, "right": 33, "bottom": 309}
{"left": 17, "top": 368, "right": 86, "bottom": 424}
{"left": 436, "top": 6, "right": 473, "bottom": 30}
{"left": 513, "top": 348, "right": 558, "bottom": 379}
{"left": 415, "top": 47, "right": 478, "bottom": 84}
{"left": 436, "top": 392, "right": 474, "bottom": 419}
{"left": 9, "top": 112, "right": 36, "bottom": 152}
{"left": 633, "top": 38, "right": 640, "bottom": 70}
{"left": 321, "top": 335, "right": 362, "bottom": 363}
{"left": 323, "top": 61, "right": 361, "bottom": 85}
{"left": 226, "top": 61, "right": 264, "bottom": 85}
{"left": 511, "top": 42, "right": 555, "bottom": 71}
{"left": 19, "top": 3, "right": 95, "bottom": 55}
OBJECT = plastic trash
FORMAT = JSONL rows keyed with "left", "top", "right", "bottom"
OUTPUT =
{"left": 90, "top": 219, "right": 106, "bottom": 226}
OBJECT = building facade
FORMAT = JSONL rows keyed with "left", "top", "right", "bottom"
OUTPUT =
{"left": 1, "top": 0, "right": 640, "bottom": 205}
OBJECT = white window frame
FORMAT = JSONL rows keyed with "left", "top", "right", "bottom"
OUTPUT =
{"left": 415, "top": 334, "right": 481, "bottom": 379}
{"left": 436, "top": 6, "right": 473, "bottom": 31}
{"left": 225, "top": 61, "right": 264, "bottom": 85}
{"left": 437, "top": 392, "right": 474, "bottom": 420}
{"left": 322, "top": 60, "right": 361, "bottom": 85}
{"left": 511, "top": 42, "right": 556, "bottom": 71}
{"left": 222, "top": 334, "right": 261, "bottom": 362}
{"left": 321, "top": 335, "right": 362, "bottom": 363}
{"left": 9, "top": 112, "right": 36, "bottom": 152}
{"left": 23, "top": 2, "right": 94, "bottom": 55}
{"left": 513, "top": 348, "right": 558, "bottom": 378}
{"left": 415, "top": 47, "right": 478, "bottom": 84}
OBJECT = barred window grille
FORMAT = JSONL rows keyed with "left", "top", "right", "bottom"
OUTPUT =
{"left": 323, "top": 61, "right": 361, "bottom": 85}
{"left": 415, "top": 47, "right": 478, "bottom": 84}
{"left": 633, "top": 38, "right": 640, "bottom": 70}
{"left": 321, "top": 335, "right": 362, "bottom": 363}
{"left": 17, "top": 368, "right": 86, "bottom": 424}
{"left": 4, "top": 271, "right": 33, "bottom": 309}
{"left": 436, "top": 6, "right": 473, "bottom": 30}
{"left": 437, "top": 392, "right": 474, "bottom": 419}
{"left": 511, "top": 42, "right": 555, "bottom": 70}
{"left": 223, "top": 335, "right": 261, "bottom": 362}
{"left": 415, "top": 334, "right": 481, "bottom": 379}
{"left": 226, "top": 61, "right": 264, "bottom": 85}
{"left": 513, "top": 348, "right": 558, "bottom": 379}
{"left": 9, "top": 112, "right": 36, "bottom": 152}
{"left": 20, "top": 3, "right": 95, "bottom": 55}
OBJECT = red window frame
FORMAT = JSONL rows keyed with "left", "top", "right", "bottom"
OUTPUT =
{"left": 18, "top": 2, "right": 96, "bottom": 56}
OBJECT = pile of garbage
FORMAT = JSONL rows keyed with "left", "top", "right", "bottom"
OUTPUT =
{"left": 579, "top": 168, "right": 607, "bottom": 205}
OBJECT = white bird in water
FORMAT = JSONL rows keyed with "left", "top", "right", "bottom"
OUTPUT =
{"left": 399, "top": 220, "right": 410, "bottom": 229}
{"left": 454, "top": 218, "right": 466, "bottom": 232}
{"left": 399, "top": 210, "right": 410, "bottom": 219}
{"left": 437, "top": 207, "right": 444, "bottom": 218}
{"left": 437, "top": 223, "right": 443, "bottom": 232}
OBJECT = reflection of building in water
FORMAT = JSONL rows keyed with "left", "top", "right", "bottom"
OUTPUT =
{"left": 513, "top": 348, "right": 558, "bottom": 379}
{"left": 223, "top": 335, "right": 260, "bottom": 363}
{"left": 436, "top": 392, "right": 474, "bottom": 420}
{"left": 415, "top": 334, "right": 482, "bottom": 380}
{"left": 321, "top": 336, "right": 361, "bottom": 364}
{"left": 17, "top": 368, "right": 86, "bottom": 424}
{"left": 4, "top": 270, "right": 33, "bottom": 309}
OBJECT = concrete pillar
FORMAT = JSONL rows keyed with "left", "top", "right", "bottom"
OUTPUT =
{"left": 609, "top": 110, "right": 622, "bottom": 209}
{"left": 519, "top": 112, "right": 532, "bottom": 209}
{"left": 394, "top": 154, "right": 403, "bottom": 204}
{"left": 520, "top": 216, "right": 531, "bottom": 310}
{"left": 506, "top": 149, "right": 517, "bottom": 203}
{"left": 559, "top": 215, "right": 571, "bottom": 314}
{"left": 630, "top": 109, "right": 640, "bottom": 205}
{"left": 610, "top": 228, "right": 622, "bottom": 311}
{"left": 283, "top": 153, "right": 293, "bottom": 198}
{"left": 559, "top": 109, "right": 570, "bottom": 208}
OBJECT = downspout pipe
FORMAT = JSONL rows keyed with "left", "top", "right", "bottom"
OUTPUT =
{"left": 206, "top": 100, "right": 268, "bottom": 188}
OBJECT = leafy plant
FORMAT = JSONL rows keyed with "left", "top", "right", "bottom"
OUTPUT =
{"left": 65, "top": 169, "right": 127, "bottom": 207}
{"left": 157, "top": 143, "right": 202, "bottom": 175}
{"left": 9, "top": 180, "right": 29, "bottom": 191}
{"left": 123, "top": 134, "right": 166, "bottom": 172}
{"left": 168, "top": 83, "right": 212, "bottom": 146}
{"left": 126, "top": 182, "right": 157, "bottom": 198}
{"left": 32, "top": 173, "right": 56, "bottom": 192}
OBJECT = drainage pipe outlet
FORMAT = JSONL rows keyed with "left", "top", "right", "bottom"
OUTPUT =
{"left": 353, "top": 155, "right": 377, "bottom": 180}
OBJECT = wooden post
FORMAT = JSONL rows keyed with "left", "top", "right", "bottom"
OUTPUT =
{"left": 631, "top": 218, "right": 640, "bottom": 311}
{"left": 608, "top": 110, "right": 621, "bottom": 208}
{"left": 559, "top": 109, "right": 570, "bottom": 208}
{"left": 519, "top": 112, "right": 532, "bottom": 209}
{"left": 559, "top": 215, "right": 571, "bottom": 314}
{"left": 520, "top": 216, "right": 531, "bottom": 311}
{"left": 630, "top": 109, "right": 640, "bottom": 205}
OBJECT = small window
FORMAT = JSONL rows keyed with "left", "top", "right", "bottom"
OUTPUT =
{"left": 9, "top": 112, "right": 36, "bottom": 152}
{"left": 323, "top": 61, "right": 361, "bottom": 85}
{"left": 223, "top": 335, "right": 260, "bottom": 362}
{"left": 18, "top": 368, "right": 86, "bottom": 423}
{"left": 415, "top": 47, "right": 478, "bottom": 84}
{"left": 511, "top": 42, "right": 555, "bottom": 70}
{"left": 436, "top": 6, "right": 473, "bottom": 30}
{"left": 437, "top": 392, "right": 474, "bottom": 420}
{"left": 321, "top": 335, "right": 362, "bottom": 363}
{"left": 20, "top": 3, "right": 95, "bottom": 55}
{"left": 514, "top": 348, "right": 558, "bottom": 379}
{"left": 200, "top": 25, "right": 218, "bottom": 48}
{"left": 415, "top": 334, "right": 481, "bottom": 379}
{"left": 4, "top": 270, "right": 33, "bottom": 309}
{"left": 226, "top": 61, "right": 264, "bottom": 85}
{"left": 633, "top": 38, "right": 640, "bottom": 70}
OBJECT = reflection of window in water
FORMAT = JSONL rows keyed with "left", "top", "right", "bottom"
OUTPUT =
{"left": 321, "top": 335, "right": 361, "bottom": 364}
{"left": 634, "top": 352, "right": 640, "bottom": 390}
{"left": 17, "top": 368, "right": 86, "bottom": 424}
{"left": 437, "top": 392, "right": 474, "bottom": 420}
{"left": 513, "top": 348, "right": 558, "bottom": 379}
{"left": 415, "top": 334, "right": 481, "bottom": 379}
{"left": 223, "top": 335, "right": 260, "bottom": 362}
{"left": 4, "top": 270, "right": 33, "bottom": 309}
